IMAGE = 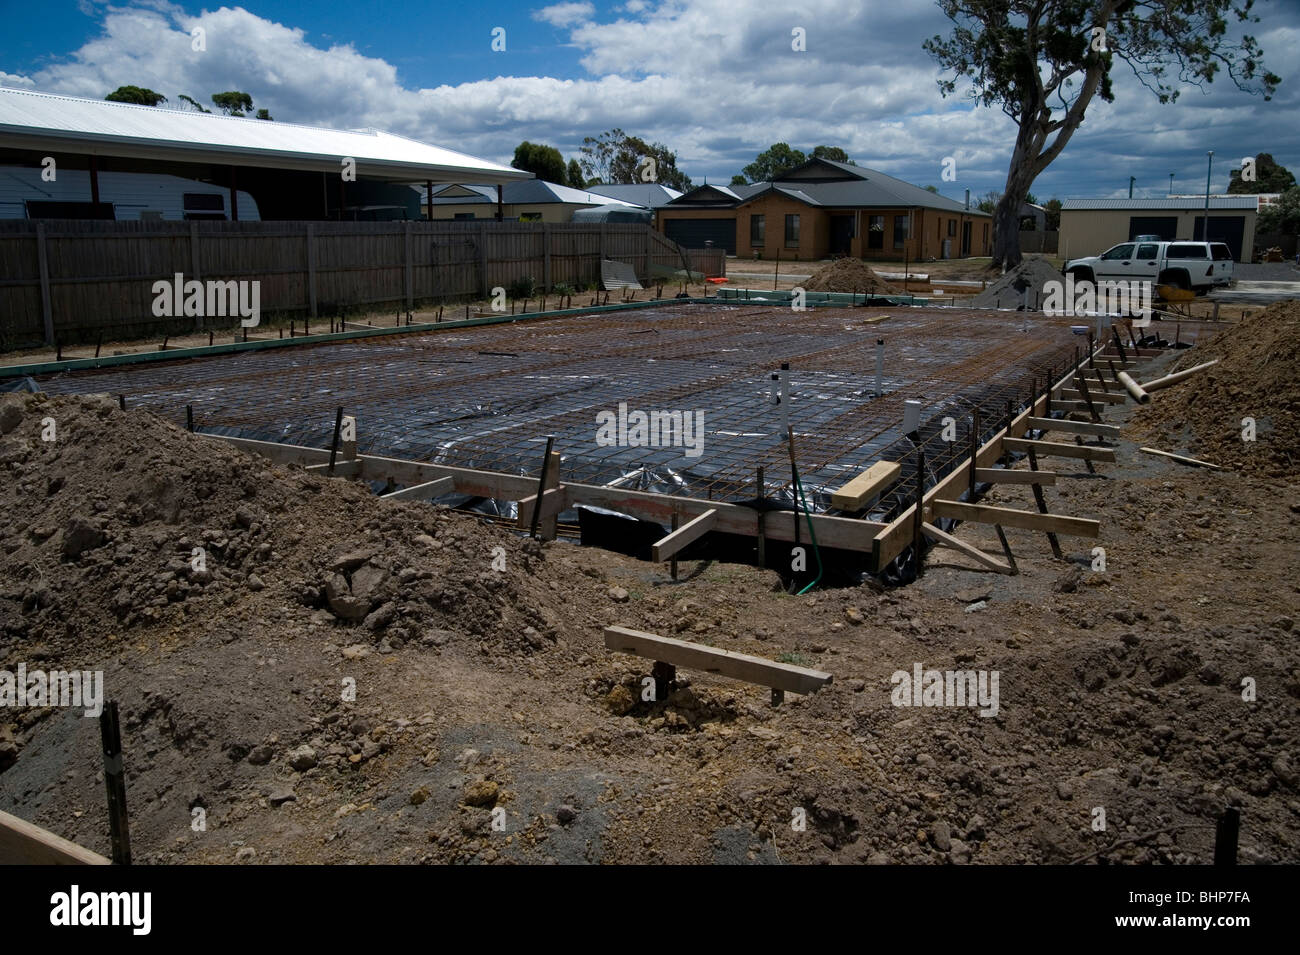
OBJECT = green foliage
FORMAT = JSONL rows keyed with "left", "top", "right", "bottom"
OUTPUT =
{"left": 1256, "top": 187, "right": 1300, "bottom": 235}
{"left": 211, "top": 91, "right": 254, "bottom": 116}
{"left": 507, "top": 276, "right": 537, "bottom": 300}
{"left": 811, "top": 145, "right": 855, "bottom": 164}
{"left": 742, "top": 143, "right": 806, "bottom": 183}
{"left": 566, "top": 158, "right": 585, "bottom": 189}
{"left": 924, "top": 184, "right": 939, "bottom": 193}
{"left": 1228, "top": 153, "right": 1296, "bottom": 194}
{"left": 730, "top": 174, "right": 748, "bottom": 186}
{"left": 579, "top": 129, "right": 692, "bottom": 191}
{"left": 255, "top": 108, "right": 273, "bottom": 121}
{"left": 777, "top": 651, "right": 813, "bottom": 666}
{"left": 924, "top": 0, "right": 1280, "bottom": 268}
{"left": 105, "top": 86, "right": 166, "bottom": 106}
{"left": 1043, "top": 197, "right": 1062, "bottom": 231}
{"left": 551, "top": 282, "right": 576, "bottom": 297}
{"left": 512, "top": 141, "right": 566, "bottom": 183}
{"left": 976, "top": 189, "right": 1002, "bottom": 214}
{"left": 177, "top": 94, "right": 211, "bottom": 113}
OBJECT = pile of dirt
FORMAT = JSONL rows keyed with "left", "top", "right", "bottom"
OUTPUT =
{"left": 803, "top": 259, "right": 902, "bottom": 294}
{"left": 968, "top": 258, "right": 1064, "bottom": 309}
{"left": 0, "top": 392, "right": 573, "bottom": 657}
{"left": 0, "top": 392, "right": 1297, "bottom": 865}
{"left": 1131, "top": 300, "right": 1300, "bottom": 477}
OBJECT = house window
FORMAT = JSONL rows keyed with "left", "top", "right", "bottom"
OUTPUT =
{"left": 893, "top": 215, "right": 910, "bottom": 250}
{"left": 784, "top": 214, "right": 800, "bottom": 248}
{"left": 948, "top": 219, "right": 957, "bottom": 237}
{"left": 751, "top": 214, "right": 765, "bottom": 245}
{"left": 867, "top": 215, "right": 884, "bottom": 250}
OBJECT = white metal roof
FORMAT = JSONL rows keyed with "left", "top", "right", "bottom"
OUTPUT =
{"left": 418, "top": 179, "right": 643, "bottom": 207}
{"left": 1061, "top": 197, "right": 1259, "bottom": 211}
{"left": 0, "top": 86, "right": 532, "bottom": 185}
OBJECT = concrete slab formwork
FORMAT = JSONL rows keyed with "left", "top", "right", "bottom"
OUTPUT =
{"left": 30, "top": 302, "right": 1158, "bottom": 575}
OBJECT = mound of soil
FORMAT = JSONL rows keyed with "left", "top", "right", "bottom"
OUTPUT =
{"left": 1131, "top": 300, "right": 1300, "bottom": 477}
{"left": 803, "top": 259, "right": 902, "bottom": 294}
{"left": 0, "top": 392, "right": 1296, "bottom": 865}
{"left": 968, "top": 258, "right": 1064, "bottom": 309}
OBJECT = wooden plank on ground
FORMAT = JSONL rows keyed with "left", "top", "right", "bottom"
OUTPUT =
{"left": 1004, "top": 437, "right": 1116, "bottom": 462}
{"left": 0, "top": 810, "right": 110, "bottom": 865}
{"left": 1049, "top": 400, "right": 1089, "bottom": 414}
{"left": 1138, "top": 447, "right": 1224, "bottom": 470}
{"left": 830, "top": 461, "right": 902, "bottom": 511}
{"left": 930, "top": 499, "right": 1100, "bottom": 538}
{"left": 379, "top": 476, "right": 455, "bottom": 501}
{"left": 651, "top": 508, "right": 718, "bottom": 562}
{"left": 921, "top": 523, "right": 1014, "bottom": 574}
{"left": 1023, "top": 416, "right": 1121, "bottom": 437}
{"left": 603, "top": 626, "right": 831, "bottom": 695}
{"left": 516, "top": 485, "right": 568, "bottom": 529}
{"left": 974, "top": 467, "right": 1056, "bottom": 486}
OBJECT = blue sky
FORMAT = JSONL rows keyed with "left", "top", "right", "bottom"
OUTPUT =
{"left": 2, "top": 1, "right": 1298, "bottom": 202}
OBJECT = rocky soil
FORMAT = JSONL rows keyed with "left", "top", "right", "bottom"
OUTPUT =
{"left": 0, "top": 368, "right": 1297, "bottom": 864}
{"left": 1132, "top": 299, "right": 1300, "bottom": 478}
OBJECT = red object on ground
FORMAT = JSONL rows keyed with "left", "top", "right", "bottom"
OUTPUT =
{"left": 705, "top": 277, "right": 728, "bottom": 284}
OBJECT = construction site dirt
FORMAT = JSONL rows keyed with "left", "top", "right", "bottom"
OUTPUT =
{"left": 0, "top": 302, "right": 1296, "bottom": 865}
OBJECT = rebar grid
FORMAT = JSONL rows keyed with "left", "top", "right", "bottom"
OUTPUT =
{"left": 39, "top": 303, "right": 1085, "bottom": 523}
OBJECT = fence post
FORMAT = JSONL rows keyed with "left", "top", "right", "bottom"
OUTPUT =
{"left": 479, "top": 222, "right": 490, "bottom": 299}
{"left": 36, "top": 223, "right": 54, "bottom": 346}
{"left": 190, "top": 222, "right": 202, "bottom": 330}
{"left": 306, "top": 223, "right": 317, "bottom": 318}
{"left": 404, "top": 221, "right": 413, "bottom": 312}
{"left": 643, "top": 226, "right": 652, "bottom": 283}
{"left": 543, "top": 222, "right": 552, "bottom": 292}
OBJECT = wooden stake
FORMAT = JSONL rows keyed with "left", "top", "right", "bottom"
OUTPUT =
{"left": 670, "top": 511, "right": 679, "bottom": 581}
{"left": 1074, "top": 370, "right": 1103, "bottom": 422}
{"left": 528, "top": 435, "right": 556, "bottom": 540}
{"left": 912, "top": 446, "right": 926, "bottom": 579}
{"left": 994, "top": 524, "right": 1018, "bottom": 574}
{"left": 328, "top": 406, "right": 344, "bottom": 476}
{"left": 1026, "top": 447, "right": 1063, "bottom": 558}
{"left": 99, "top": 701, "right": 131, "bottom": 865}
{"left": 1215, "top": 807, "right": 1240, "bottom": 865}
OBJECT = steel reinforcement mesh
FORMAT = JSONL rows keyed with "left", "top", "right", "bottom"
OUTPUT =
{"left": 36, "top": 303, "right": 1086, "bottom": 523}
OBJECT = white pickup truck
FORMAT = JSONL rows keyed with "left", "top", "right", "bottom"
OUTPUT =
{"left": 1064, "top": 240, "right": 1235, "bottom": 294}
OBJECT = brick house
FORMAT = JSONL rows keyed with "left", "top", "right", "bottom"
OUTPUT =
{"left": 658, "top": 158, "right": 992, "bottom": 260}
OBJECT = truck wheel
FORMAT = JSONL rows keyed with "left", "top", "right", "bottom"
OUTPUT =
{"left": 1067, "top": 268, "right": 1093, "bottom": 284}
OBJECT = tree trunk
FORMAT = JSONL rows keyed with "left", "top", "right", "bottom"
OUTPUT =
{"left": 992, "top": 132, "right": 1042, "bottom": 271}
{"left": 991, "top": 195, "right": 1024, "bottom": 271}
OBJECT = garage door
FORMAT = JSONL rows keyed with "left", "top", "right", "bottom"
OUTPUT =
{"left": 1193, "top": 216, "right": 1246, "bottom": 261}
{"left": 664, "top": 218, "right": 737, "bottom": 255}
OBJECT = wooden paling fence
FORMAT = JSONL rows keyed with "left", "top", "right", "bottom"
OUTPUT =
{"left": 0, "top": 219, "right": 724, "bottom": 347}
